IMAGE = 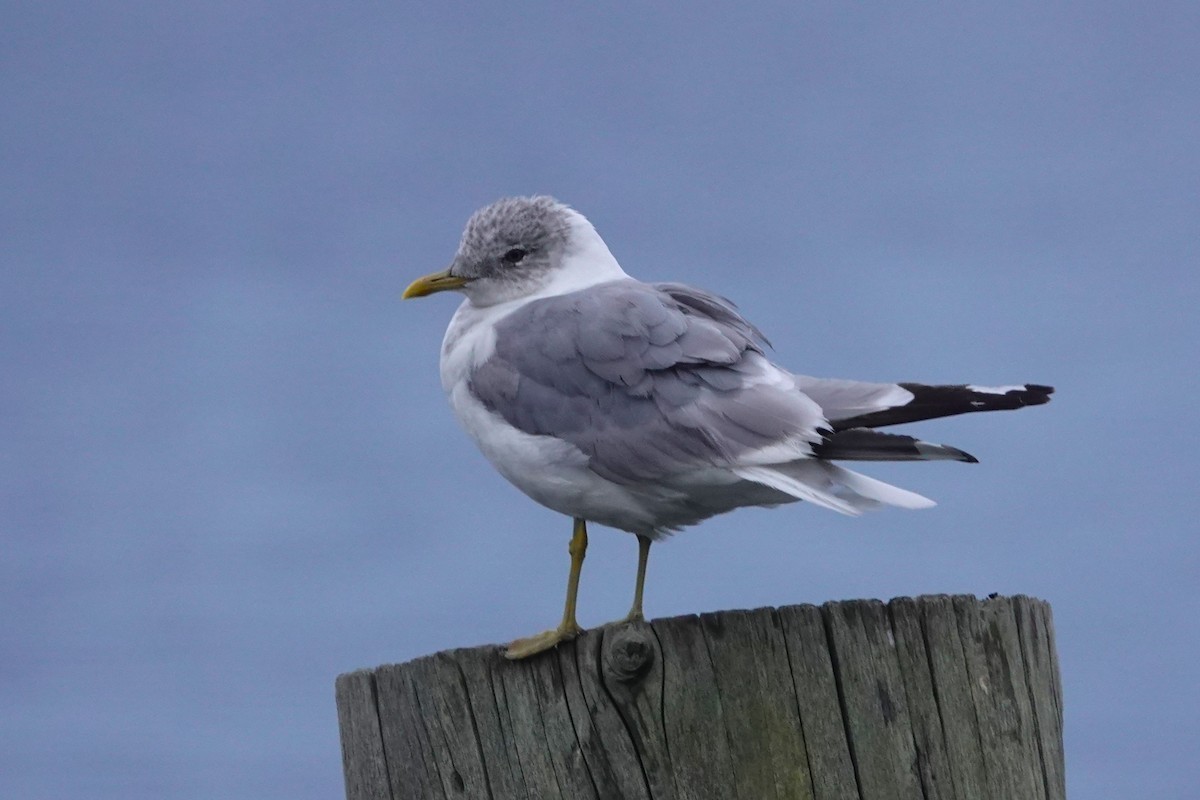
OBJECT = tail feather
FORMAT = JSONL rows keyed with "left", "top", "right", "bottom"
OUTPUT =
{"left": 734, "top": 465, "right": 862, "bottom": 515}
{"left": 734, "top": 461, "right": 935, "bottom": 516}
{"left": 829, "top": 466, "right": 938, "bottom": 510}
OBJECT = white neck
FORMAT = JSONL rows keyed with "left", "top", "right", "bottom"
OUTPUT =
{"left": 531, "top": 210, "right": 629, "bottom": 299}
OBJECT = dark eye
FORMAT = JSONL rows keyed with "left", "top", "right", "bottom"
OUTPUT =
{"left": 502, "top": 247, "right": 527, "bottom": 264}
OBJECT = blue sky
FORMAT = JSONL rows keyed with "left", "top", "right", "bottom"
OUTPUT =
{"left": 3, "top": 2, "right": 1198, "bottom": 797}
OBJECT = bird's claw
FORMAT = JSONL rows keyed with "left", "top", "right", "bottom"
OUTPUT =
{"left": 504, "top": 621, "right": 583, "bottom": 659}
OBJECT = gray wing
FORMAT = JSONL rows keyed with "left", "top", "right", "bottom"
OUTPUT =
{"left": 791, "top": 376, "right": 917, "bottom": 424}
{"left": 468, "top": 280, "right": 823, "bottom": 484}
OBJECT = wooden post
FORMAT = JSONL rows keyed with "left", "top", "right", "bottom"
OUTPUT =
{"left": 335, "top": 594, "right": 1064, "bottom": 800}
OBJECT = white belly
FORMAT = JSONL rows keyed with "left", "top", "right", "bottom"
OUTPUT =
{"left": 448, "top": 381, "right": 671, "bottom": 529}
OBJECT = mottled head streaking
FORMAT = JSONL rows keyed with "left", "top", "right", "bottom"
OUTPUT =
{"left": 448, "top": 196, "right": 576, "bottom": 305}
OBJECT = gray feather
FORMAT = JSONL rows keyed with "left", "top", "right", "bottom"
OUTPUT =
{"left": 792, "top": 376, "right": 915, "bottom": 423}
{"left": 469, "top": 280, "right": 816, "bottom": 483}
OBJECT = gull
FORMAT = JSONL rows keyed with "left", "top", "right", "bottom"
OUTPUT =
{"left": 403, "top": 196, "right": 1053, "bottom": 659}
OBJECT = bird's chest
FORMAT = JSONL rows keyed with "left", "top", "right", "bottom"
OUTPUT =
{"left": 439, "top": 307, "right": 588, "bottom": 481}
{"left": 440, "top": 308, "right": 641, "bottom": 526}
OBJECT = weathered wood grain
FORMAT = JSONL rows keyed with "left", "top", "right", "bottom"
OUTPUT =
{"left": 336, "top": 595, "right": 1064, "bottom": 800}
{"left": 777, "top": 604, "right": 858, "bottom": 800}
{"left": 335, "top": 670, "right": 391, "bottom": 800}
{"left": 888, "top": 597, "right": 954, "bottom": 800}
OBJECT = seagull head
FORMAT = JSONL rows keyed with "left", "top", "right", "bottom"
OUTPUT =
{"left": 403, "top": 196, "right": 627, "bottom": 307}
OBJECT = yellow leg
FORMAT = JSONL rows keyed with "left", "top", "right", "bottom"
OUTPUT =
{"left": 505, "top": 518, "right": 588, "bottom": 659}
{"left": 623, "top": 535, "right": 652, "bottom": 623}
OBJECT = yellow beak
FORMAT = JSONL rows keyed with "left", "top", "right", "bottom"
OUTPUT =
{"left": 402, "top": 268, "right": 469, "bottom": 299}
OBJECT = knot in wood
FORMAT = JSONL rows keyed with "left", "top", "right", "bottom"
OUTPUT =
{"left": 603, "top": 626, "right": 654, "bottom": 683}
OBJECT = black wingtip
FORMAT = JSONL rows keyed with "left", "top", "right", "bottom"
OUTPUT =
{"left": 1018, "top": 384, "right": 1054, "bottom": 404}
{"left": 831, "top": 381, "right": 1055, "bottom": 431}
{"left": 942, "top": 443, "right": 980, "bottom": 463}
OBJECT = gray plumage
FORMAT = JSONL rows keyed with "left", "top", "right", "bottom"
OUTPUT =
{"left": 469, "top": 280, "right": 820, "bottom": 485}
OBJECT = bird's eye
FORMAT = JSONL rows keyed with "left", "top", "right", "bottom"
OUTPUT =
{"left": 502, "top": 248, "right": 527, "bottom": 264}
